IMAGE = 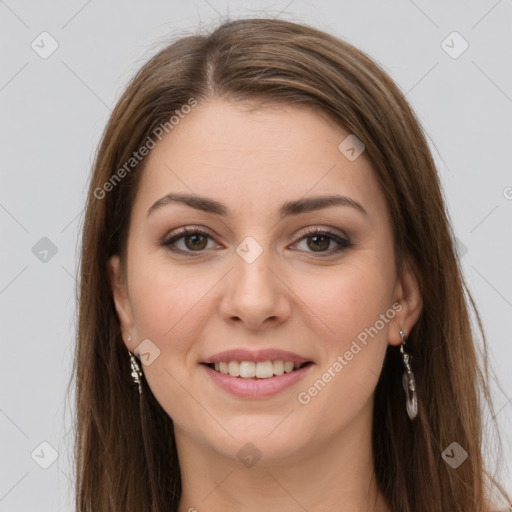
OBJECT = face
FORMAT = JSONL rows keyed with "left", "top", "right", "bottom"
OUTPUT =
{"left": 109, "top": 99, "right": 421, "bottom": 466}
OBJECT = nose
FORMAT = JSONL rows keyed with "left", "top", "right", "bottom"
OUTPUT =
{"left": 219, "top": 246, "right": 291, "bottom": 331}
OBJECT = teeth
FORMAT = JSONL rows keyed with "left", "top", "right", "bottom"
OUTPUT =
{"left": 255, "top": 361, "right": 273, "bottom": 378}
{"left": 228, "top": 361, "right": 240, "bottom": 377}
{"left": 273, "top": 360, "right": 284, "bottom": 375}
{"left": 211, "top": 360, "right": 307, "bottom": 378}
{"left": 239, "top": 361, "right": 256, "bottom": 378}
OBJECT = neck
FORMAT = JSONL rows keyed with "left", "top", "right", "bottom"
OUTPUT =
{"left": 175, "top": 403, "right": 391, "bottom": 512}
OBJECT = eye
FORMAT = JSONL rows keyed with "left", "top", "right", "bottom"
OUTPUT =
{"left": 292, "top": 227, "right": 352, "bottom": 256}
{"left": 161, "top": 226, "right": 352, "bottom": 257}
{"left": 161, "top": 227, "right": 219, "bottom": 254}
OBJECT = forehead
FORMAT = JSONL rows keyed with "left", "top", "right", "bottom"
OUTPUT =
{"left": 132, "top": 100, "right": 388, "bottom": 223}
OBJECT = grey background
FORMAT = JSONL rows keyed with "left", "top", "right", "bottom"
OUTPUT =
{"left": 1, "top": 0, "right": 511, "bottom": 510}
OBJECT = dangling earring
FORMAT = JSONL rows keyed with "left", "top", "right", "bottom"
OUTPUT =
{"left": 126, "top": 336, "right": 143, "bottom": 395}
{"left": 400, "top": 330, "right": 417, "bottom": 420}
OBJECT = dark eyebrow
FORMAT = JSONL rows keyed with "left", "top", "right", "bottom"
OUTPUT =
{"left": 146, "top": 193, "right": 368, "bottom": 218}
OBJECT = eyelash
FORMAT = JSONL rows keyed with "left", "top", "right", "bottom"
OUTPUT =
{"left": 161, "top": 226, "right": 352, "bottom": 257}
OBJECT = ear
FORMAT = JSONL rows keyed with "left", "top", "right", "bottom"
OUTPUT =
{"left": 108, "top": 255, "right": 135, "bottom": 349}
{"left": 388, "top": 258, "right": 423, "bottom": 346}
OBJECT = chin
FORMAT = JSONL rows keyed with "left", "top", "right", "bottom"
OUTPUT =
{"left": 212, "top": 421, "right": 314, "bottom": 466}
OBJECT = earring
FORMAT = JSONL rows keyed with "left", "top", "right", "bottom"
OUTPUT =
{"left": 127, "top": 346, "right": 143, "bottom": 395}
{"left": 400, "top": 330, "right": 418, "bottom": 420}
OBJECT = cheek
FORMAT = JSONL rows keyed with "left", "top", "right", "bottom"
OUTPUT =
{"left": 128, "top": 254, "right": 216, "bottom": 351}
{"left": 126, "top": 258, "right": 218, "bottom": 424}
{"left": 292, "top": 261, "right": 393, "bottom": 419}
{"left": 293, "top": 258, "right": 393, "bottom": 346}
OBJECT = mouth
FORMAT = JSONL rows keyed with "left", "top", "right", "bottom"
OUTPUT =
{"left": 201, "top": 359, "right": 315, "bottom": 398}
{"left": 202, "top": 360, "right": 313, "bottom": 379}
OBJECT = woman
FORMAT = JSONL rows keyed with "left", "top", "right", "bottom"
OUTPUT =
{"left": 73, "top": 17, "right": 511, "bottom": 511}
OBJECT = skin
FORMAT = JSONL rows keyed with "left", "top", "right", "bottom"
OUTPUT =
{"left": 109, "top": 99, "right": 422, "bottom": 512}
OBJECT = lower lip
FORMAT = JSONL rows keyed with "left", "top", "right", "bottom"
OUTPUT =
{"left": 202, "top": 363, "right": 313, "bottom": 398}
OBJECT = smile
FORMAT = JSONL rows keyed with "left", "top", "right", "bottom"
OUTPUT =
{"left": 201, "top": 361, "right": 314, "bottom": 398}
{"left": 206, "top": 360, "right": 311, "bottom": 379}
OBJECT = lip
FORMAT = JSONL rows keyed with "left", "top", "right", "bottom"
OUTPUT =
{"left": 202, "top": 348, "right": 311, "bottom": 365}
{"left": 201, "top": 362, "right": 314, "bottom": 398}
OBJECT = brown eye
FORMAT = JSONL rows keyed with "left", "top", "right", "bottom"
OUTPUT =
{"left": 183, "top": 233, "right": 208, "bottom": 251}
{"left": 306, "top": 234, "right": 331, "bottom": 252}
{"left": 162, "top": 228, "right": 216, "bottom": 255}
{"left": 293, "top": 229, "right": 352, "bottom": 256}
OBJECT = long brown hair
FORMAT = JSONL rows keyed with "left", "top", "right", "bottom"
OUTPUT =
{"left": 71, "top": 17, "right": 511, "bottom": 511}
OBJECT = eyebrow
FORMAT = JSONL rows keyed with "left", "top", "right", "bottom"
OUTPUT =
{"left": 146, "top": 193, "right": 368, "bottom": 218}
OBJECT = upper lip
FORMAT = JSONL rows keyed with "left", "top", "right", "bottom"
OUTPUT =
{"left": 202, "top": 348, "right": 312, "bottom": 365}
